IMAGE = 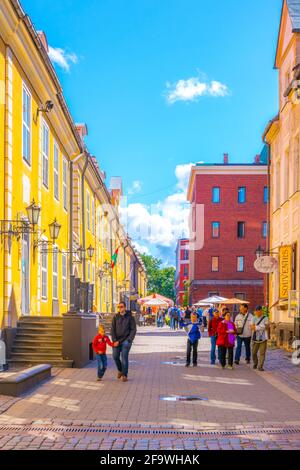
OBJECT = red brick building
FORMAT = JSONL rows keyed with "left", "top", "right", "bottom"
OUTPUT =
{"left": 175, "top": 238, "right": 190, "bottom": 306}
{"left": 187, "top": 154, "right": 268, "bottom": 310}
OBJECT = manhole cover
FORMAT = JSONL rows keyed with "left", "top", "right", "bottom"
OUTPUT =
{"left": 160, "top": 395, "right": 208, "bottom": 402}
{"left": 161, "top": 361, "right": 185, "bottom": 366}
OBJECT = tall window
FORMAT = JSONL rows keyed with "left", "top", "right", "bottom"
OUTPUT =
{"left": 283, "top": 149, "right": 289, "bottom": 202}
{"left": 212, "top": 256, "right": 219, "bottom": 272}
{"left": 238, "top": 187, "right": 246, "bottom": 203}
{"left": 86, "top": 191, "right": 90, "bottom": 230}
{"left": 52, "top": 249, "right": 58, "bottom": 300}
{"left": 237, "top": 222, "right": 245, "bottom": 238}
{"left": 63, "top": 157, "right": 68, "bottom": 210}
{"left": 54, "top": 142, "right": 59, "bottom": 200}
{"left": 212, "top": 187, "right": 220, "bottom": 203}
{"left": 183, "top": 266, "right": 188, "bottom": 277}
{"left": 183, "top": 249, "right": 189, "bottom": 260}
{"left": 41, "top": 249, "right": 48, "bottom": 299}
{"left": 262, "top": 221, "right": 268, "bottom": 239}
{"left": 237, "top": 256, "right": 244, "bottom": 272}
{"left": 97, "top": 207, "right": 101, "bottom": 240}
{"left": 293, "top": 136, "right": 300, "bottom": 194}
{"left": 62, "top": 253, "right": 67, "bottom": 304}
{"left": 212, "top": 222, "right": 220, "bottom": 238}
{"left": 22, "top": 84, "right": 31, "bottom": 164}
{"left": 42, "top": 122, "right": 49, "bottom": 187}
{"left": 92, "top": 198, "right": 95, "bottom": 235}
{"left": 264, "top": 186, "right": 269, "bottom": 204}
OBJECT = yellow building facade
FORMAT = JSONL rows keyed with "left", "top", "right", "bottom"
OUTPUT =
{"left": 264, "top": 0, "right": 300, "bottom": 348}
{"left": 0, "top": 0, "right": 147, "bottom": 331}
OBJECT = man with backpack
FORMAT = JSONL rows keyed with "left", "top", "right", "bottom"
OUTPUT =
{"left": 234, "top": 303, "right": 253, "bottom": 365}
{"left": 251, "top": 306, "right": 269, "bottom": 371}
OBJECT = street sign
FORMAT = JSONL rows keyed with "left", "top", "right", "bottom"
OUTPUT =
{"left": 254, "top": 256, "right": 278, "bottom": 274}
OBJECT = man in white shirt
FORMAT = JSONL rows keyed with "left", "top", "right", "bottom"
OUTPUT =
{"left": 234, "top": 303, "right": 253, "bottom": 365}
{"left": 251, "top": 305, "right": 269, "bottom": 371}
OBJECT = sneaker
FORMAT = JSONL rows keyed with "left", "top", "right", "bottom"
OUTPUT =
{"left": 117, "top": 372, "right": 123, "bottom": 379}
{"left": 185, "top": 364, "right": 190, "bottom": 368}
{"left": 97, "top": 378, "right": 102, "bottom": 382}
{"left": 258, "top": 367, "right": 265, "bottom": 372}
{"left": 121, "top": 376, "right": 128, "bottom": 382}
{"left": 234, "top": 360, "right": 239, "bottom": 365}
{"left": 253, "top": 364, "right": 258, "bottom": 370}
{"left": 227, "top": 366, "right": 233, "bottom": 370}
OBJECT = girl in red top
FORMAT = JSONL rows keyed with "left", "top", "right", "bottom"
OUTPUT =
{"left": 217, "top": 309, "right": 237, "bottom": 369}
{"left": 92, "top": 325, "right": 118, "bottom": 381}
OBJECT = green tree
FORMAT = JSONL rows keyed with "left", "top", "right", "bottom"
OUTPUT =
{"left": 140, "top": 254, "right": 175, "bottom": 301}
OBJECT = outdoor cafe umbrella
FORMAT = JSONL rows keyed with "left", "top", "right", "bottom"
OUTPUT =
{"left": 197, "top": 295, "right": 229, "bottom": 304}
{"left": 138, "top": 293, "right": 174, "bottom": 307}
{"left": 143, "top": 298, "right": 169, "bottom": 308}
{"left": 221, "top": 298, "right": 250, "bottom": 305}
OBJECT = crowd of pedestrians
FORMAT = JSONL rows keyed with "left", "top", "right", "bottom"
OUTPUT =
{"left": 92, "top": 301, "right": 270, "bottom": 382}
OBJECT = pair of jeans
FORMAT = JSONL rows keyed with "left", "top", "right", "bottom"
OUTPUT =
{"left": 252, "top": 340, "right": 267, "bottom": 369}
{"left": 112, "top": 340, "right": 132, "bottom": 377}
{"left": 235, "top": 336, "right": 251, "bottom": 362}
{"left": 210, "top": 335, "right": 221, "bottom": 364}
{"left": 219, "top": 346, "right": 234, "bottom": 367}
{"left": 96, "top": 353, "right": 108, "bottom": 378}
{"left": 187, "top": 339, "right": 198, "bottom": 365}
{"left": 170, "top": 317, "right": 175, "bottom": 330}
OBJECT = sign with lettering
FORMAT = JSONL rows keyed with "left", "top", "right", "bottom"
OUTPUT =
{"left": 279, "top": 245, "right": 292, "bottom": 299}
{"left": 254, "top": 256, "right": 278, "bottom": 274}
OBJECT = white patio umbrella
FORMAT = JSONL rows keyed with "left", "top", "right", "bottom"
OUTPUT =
{"left": 197, "top": 295, "right": 229, "bottom": 304}
{"left": 143, "top": 298, "right": 169, "bottom": 307}
{"left": 193, "top": 301, "right": 213, "bottom": 307}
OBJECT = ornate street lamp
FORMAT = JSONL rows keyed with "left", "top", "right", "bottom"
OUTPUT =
{"left": 77, "top": 246, "right": 85, "bottom": 262}
{"left": 87, "top": 245, "right": 95, "bottom": 259}
{"left": 26, "top": 200, "right": 41, "bottom": 226}
{"left": 255, "top": 245, "right": 264, "bottom": 258}
{"left": 49, "top": 219, "right": 61, "bottom": 243}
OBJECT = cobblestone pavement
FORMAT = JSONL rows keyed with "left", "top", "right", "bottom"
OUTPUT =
{"left": 0, "top": 326, "right": 300, "bottom": 450}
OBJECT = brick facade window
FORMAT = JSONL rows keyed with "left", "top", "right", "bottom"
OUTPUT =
{"left": 238, "top": 187, "right": 246, "bottom": 203}
{"left": 212, "top": 187, "right": 220, "bottom": 203}
{"left": 237, "top": 256, "right": 244, "bottom": 272}
{"left": 212, "top": 222, "right": 220, "bottom": 238}
{"left": 212, "top": 256, "right": 219, "bottom": 272}
{"left": 237, "top": 222, "right": 245, "bottom": 238}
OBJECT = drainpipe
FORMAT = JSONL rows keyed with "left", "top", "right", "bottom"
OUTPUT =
{"left": 81, "top": 154, "right": 89, "bottom": 282}
{"left": 263, "top": 138, "right": 271, "bottom": 312}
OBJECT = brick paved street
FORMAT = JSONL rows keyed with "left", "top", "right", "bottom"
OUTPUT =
{"left": 0, "top": 326, "right": 300, "bottom": 450}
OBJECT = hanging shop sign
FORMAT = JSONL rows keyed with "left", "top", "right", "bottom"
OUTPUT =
{"left": 254, "top": 256, "right": 278, "bottom": 274}
{"left": 279, "top": 245, "right": 292, "bottom": 299}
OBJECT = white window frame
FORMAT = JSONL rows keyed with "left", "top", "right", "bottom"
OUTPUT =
{"left": 42, "top": 121, "right": 49, "bottom": 188}
{"left": 41, "top": 243, "right": 48, "bottom": 300}
{"left": 86, "top": 191, "right": 91, "bottom": 231}
{"left": 63, "top": 157, "right": 68, "bottom": 211}
{"left": 52, "top": 248, "right": 58, "bottom": 300}
{"left": 62, "top": 252, "right": 67, "bottom": 304}
{"left": 92, "top": 197, "right": 95, "bottom": 235}
{"left": 54, "top": 142, "right": 59, "bottom": 201}
{"left": 22, "top": 83, "right": 31, "bottom": 165}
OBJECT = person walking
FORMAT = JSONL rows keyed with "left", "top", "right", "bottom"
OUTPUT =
{"left": 234, "top": 303, "right": 253, "bottom": 365}
{"left": 111, "top": 302, "right": 137, "bottom": 382}
{"left": 251, "top": 306, "right": 269, "bottom": 371}
{"left": 217, "top": 309, "right": 237, "bottom": 369}
{"left": 157, "top": 308, "right": 164, "bottom": 328}
{"left": 208, "top": 309, "right": 222, "bottom": 365}
{"left": 92, "top": 325, "right": 118, "bottom": 381}
{"left": 181, "top": 313, "right": 202, "bottom": 367}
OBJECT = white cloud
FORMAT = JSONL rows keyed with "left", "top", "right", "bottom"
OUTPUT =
{"left": 128, "top": 180, "right": 142, "bottom": 195}
{"left": 48, "top": 46, "right": 78, "bottom": 72}
{"left": 165, "top": 75, "right": 229, "bottom": 104}
{"left": 120, "top": 163, "right": 193, "bottom": 261}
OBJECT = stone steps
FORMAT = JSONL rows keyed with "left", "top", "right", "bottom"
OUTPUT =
{"left": 9, "top": 316, "right": 73, "bottom": 368}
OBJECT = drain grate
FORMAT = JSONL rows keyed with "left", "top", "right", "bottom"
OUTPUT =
{"left": 0, "top": 424, "right": 299, "bottom": 438}
{"left": 160, "top": 395, "right": 208, "bottom": 402}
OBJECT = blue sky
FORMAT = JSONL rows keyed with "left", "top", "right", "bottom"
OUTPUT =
{"left": 22, "top": 0, "right": 282, "bottom": 264}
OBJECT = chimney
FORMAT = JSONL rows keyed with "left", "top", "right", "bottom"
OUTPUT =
{"left": 75, "top": 123, "right": 88, "bottom": 142}
{"left": 254, "top": 154, "right": 261, "bottom": 164}
{"left": 37, "top": 31, "right": 49, "bottom": 52}
{"left": 223, "top": 153, "right": 229, "bottom": 165}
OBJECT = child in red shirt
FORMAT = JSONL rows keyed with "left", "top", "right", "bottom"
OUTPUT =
{"left": 92, "top": 326, "right": 118, "bottom": 381}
